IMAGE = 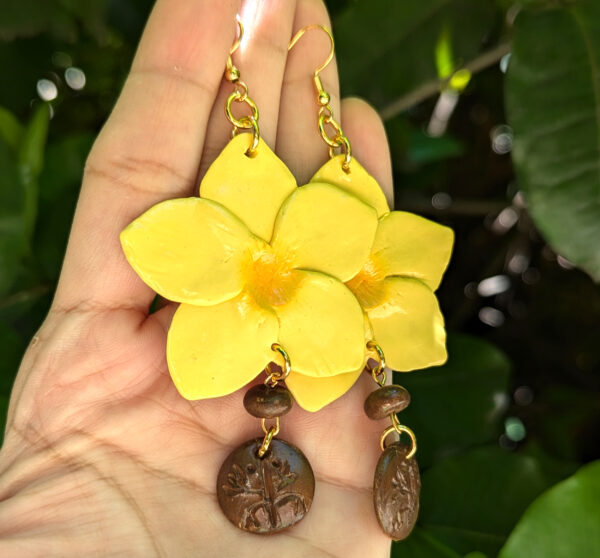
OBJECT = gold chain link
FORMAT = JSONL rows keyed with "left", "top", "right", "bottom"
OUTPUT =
{"left": 258, "top": 417, "right": 280, "bottom": 458}
{"left": 318, "top": 107, "right": 344, "bottom": 148}
{"left": 258, "top": 343, "right": 291, "bottom": 457}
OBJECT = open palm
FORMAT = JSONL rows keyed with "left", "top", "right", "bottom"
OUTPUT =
{"left": 0, "top": 1, "right": 395, "bottom": 556}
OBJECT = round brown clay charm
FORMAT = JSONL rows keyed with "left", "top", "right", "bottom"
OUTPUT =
{"left": 373, "top": 442, "right": 421, "bottom": 540}
{"left": 364, "top": 385, "right": 411, "bottom": 420}
{"left": 243, "top": 384, "right": 293, "bottom": 418}
{"left": 217, "top": 438, "right": 314, "bottom": 534}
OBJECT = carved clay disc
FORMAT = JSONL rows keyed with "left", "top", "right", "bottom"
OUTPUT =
{"left": 217, "top": 437, "right": 315, "bottom": 534}
{"left": 373, "top": 442, "right": 421, "bottom": 540}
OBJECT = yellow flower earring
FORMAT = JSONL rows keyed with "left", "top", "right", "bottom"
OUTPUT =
{"left": 120, "top": 18, "right": 381, "bottom": 534}
{"left": 288, "top": 25, "right": 454, "bottom": 540}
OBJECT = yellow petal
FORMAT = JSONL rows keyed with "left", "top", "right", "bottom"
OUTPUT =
{"left": 121, "top": 197, "right": 257, "bottom": 305}
{"left": 167, "top": 294, "right": 278, "bottom": 399}
{"left": 372, "top": 211, "right": 454, "bottom": 291}
{"left": 311, "top": 155, "right": 390, "bottom": 218}
{"left": 286, "top": 369, "right": 363, "bottom": 412}
{"left": 275, "top": 270, "right": 365, "bottom": 377}
{"left": 199, "top": 135, "right": 297, "bottom": 242}
{"left": 271, "top": 182, "right": 378, "bottom": 281}
{"left": 367, "top": 277, "right": 447, "bottom": 371}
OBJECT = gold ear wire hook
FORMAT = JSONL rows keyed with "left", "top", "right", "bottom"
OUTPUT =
{"left": 224, "top": 15, "right": 260, "bottom": 156}
{"left": 226, "top": 15, "right": 243, "bottom": 82}
{"left": 230, "top": 14, "right": 244, "bottom": 56}
{"left": 288, "top": 24, "right": 352, "bottom": 172}
{"left": 288, "top": 24, "right": 334, "bottom": 106}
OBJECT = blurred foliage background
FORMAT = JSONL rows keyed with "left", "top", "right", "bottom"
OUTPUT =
{"left": 1, "top": 0, "right": 599, "bottom": 556}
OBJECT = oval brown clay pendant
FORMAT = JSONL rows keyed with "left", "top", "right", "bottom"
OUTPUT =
{"left": 217, "top": 437, "right": 315, "bottom": 534}
{"left": 373, "top": 442, "right": 421, "bottom": 540}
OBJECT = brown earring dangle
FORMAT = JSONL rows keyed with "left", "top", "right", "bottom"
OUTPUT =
{"left": 217, "top": 343, "right": 315, "bottom": 534}
{"left": 288, "top": 25, "right": 423, "bottom": 541}
{"left": 364, "top": 342, "right": 420, "bottom": 540}
{"left": 214, "top": 21, "right": 314, "bottom": 534}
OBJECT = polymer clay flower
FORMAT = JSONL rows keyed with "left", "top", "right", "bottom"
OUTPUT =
{"left": 283, "top": 156, "right": 454, "bottom": 411}
{"left": 121, "top": 135, "right": 378, "bottom": 407}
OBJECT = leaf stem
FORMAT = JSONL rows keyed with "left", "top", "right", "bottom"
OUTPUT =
{"left": 381, "top": 42, "right": 511, "bottom": 121}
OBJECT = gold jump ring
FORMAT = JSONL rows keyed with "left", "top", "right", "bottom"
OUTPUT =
{"left": 379, "top": 422, "right": 417, "bottom": 458}
{"left": 318, "top": 113, "right": 344, "bottom": 148}
{"left": 225, "top": 91, "right": 259, "bottom": 129}
{"left": 265, "top": 343, "right": 292, "bottom": 386}
{"left": 366, "top": 340, "right": 386, "bottom": 386}
{"left": 230, "top": 115, "right": 260, "bottom": 157}
{"left": 258, "top": 417, "right": 280, "bottom": 457}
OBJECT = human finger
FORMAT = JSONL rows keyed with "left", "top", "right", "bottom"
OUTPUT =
{"left": 340, "top": 97, "right": 394, "bottom": 207}
{"left": 54, "top": 0, "right": 241, "bottom": 313}
{"left": 276, "top": 0, "right": 340, "bottom": 185}
{"left": 198, "top": 0, "right": 298, "bottom": 179}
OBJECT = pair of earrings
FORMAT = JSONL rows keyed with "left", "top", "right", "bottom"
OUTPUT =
{"left": 120, "top": 19, "right": 453, "bottom": 539}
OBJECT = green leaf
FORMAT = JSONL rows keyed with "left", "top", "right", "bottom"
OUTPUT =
{"left": 36, "top": 196, "right": 77, "bottom": 281}
{"left": 392, "top": 527, "right": 461, "bottom": 558}
{"left": 19, "top": 103, "right": 50, "bottom": 184}
{"left": 0, "top": 284, "right": 51, "bottom": 322}
{"left": 499, "top": 461, "right": 600, "bottom": 558}
{"left": 0, "top": 322, "right": 24, "bottom": 392}
{"left": 0, "top": 106, "right": 23, "bottom": 151}
{"left": 0, "top": 0, "right": 58, "bottom": 40}
{"left": 0, "top": 0, "right": 107, "bottom": 42}
{"left": 18, "top": 103, "right": 50, "bottom": 239}
{"left": 39, "top": 132, "right": 93, "bottom": 202}
{"left": 0, "top": 136, "right": 26, "bottom": 296}
{"left": 406, "top": 446, "right": 573, "bottom": 556}
{"left": 57, "top": 0, "right": 108, "bottom": 42}
{"left": 409, "top": 130, "right": 465, "bottom": 164}
{"left": 534, "top": 386, "right": 600, "bottom": 462}
{"left": 505, "top": 0, "right": 600, "bottom": 280}
{"left": 0, "top": 321, "right": 25, "bottom": 444}
{"left": 0, "top": 104, "right": 50, "bottom": 295}
{"left": 386, "top": 116, "right": 464, "bottom": 167}
{"left": 0, "top": 395, "right": 9, "bottom": 445}
{"left": 435, "top": 24, "right": 455, "bottom": 80}
{"left": 395, "top": 334, "right": 510, "bottom": 467}
{"left": 333, "top": 0, "right": 498, "bottom": 107}
{"left": 34, "top": 132, "right": 91, "bottom": 282}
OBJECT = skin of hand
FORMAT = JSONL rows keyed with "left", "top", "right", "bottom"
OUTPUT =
{"left": 0, "top": 0, "right": 396, "bottom": 556}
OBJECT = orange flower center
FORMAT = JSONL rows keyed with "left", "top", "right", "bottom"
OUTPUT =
{"left": 244, "top": 246, "right": 298, "bottom": 307}
{"left": 346, "top": 256, "right": 387, "bottom": 309}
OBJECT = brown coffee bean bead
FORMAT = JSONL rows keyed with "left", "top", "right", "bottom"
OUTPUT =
{"left": 364, "top": 385, "right": 411, "bottom": 420}
{"left": 243, "top": 384, "right": 293, "bottom": 418}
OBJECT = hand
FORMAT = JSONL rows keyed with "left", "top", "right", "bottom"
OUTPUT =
{"left": 0, "top": 1, "right": 394, "bottom": 556}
